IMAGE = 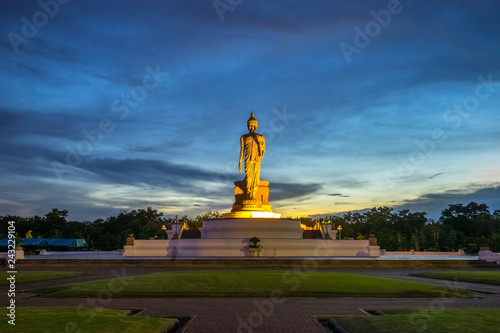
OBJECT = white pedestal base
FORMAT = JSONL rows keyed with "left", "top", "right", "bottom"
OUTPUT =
{"left": 122, "top": 218, "right": 381, "bottom": 258}
{"left": 223, "top": 211, "right": 281, "bottom": 218}
{"left": 200, "top": 218, "right": 303, "bottom": 239}
{"left": 123, "top": 238, "right": 380, "bottom": 258}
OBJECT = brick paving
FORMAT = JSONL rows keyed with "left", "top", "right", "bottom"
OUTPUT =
{"left": 3, "top": 266, "right": 500, "bottom": 332}
{"left": 16, "top": 296, "right": 500, "bottom": 332}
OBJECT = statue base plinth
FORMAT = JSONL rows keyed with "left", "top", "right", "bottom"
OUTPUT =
{"left": 223, "top": 211, "right": 281, "bottom": 219}
{"left": 228, "top": 180, "right": 280, "bottom": 218}
{"left": 201, "top": 218, "right": 300, "bottom": 239}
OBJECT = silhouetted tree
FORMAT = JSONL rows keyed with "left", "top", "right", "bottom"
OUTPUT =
{"left": 193, "top": 210, "right": 223, "bottom": 229}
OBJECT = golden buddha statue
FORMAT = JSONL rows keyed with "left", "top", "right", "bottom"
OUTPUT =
{"left": 239, "top": 112, "right": 266, "bottom": 203}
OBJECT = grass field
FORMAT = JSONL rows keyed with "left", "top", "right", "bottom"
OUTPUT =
{"left": 0, "top": 271, "right": 83, "bottom": 285}
{"left": 333, "top": 308, "right": 500, "bottom": 333}
{"left": 38, "top": 270, "right": 469, "bottom": 298}
{"left": 412, "top": 270, "right": 500, "bottom": 286}
{"left": 1, "top": 307, "right": 177, "bottom": 333}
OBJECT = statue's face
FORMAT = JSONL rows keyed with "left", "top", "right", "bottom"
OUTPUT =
{"left": 248, "top": 123, "right": 257, "bottom": 133}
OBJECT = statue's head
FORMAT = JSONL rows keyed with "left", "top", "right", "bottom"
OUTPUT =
{"left": 247, "top": 112, "right": 258, "bottom": 133}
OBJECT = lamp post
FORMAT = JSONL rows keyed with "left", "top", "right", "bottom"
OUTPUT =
{"left": 161, "top": 224, "right": 166, "bottom": 239}
{"left": 172, "top": 215, "right": 180, "bottom": 240}
{"left": 337, "top": 225, "right": 342, "bottom": 240}
{"left": 321, "top": 219, "right": 332, "bottom": 240}
{"left": 173, "top": 223, "right": 180, "bottom": 240}
{"left": 326, "top": 220, "right": 332, "bottom": 239}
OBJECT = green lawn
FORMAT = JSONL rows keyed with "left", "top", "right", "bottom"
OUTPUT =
{"left": 0, "top": 271, "right": 83, "bottom": 285}
{"left": 39, "top": 270, "right": 469, "bottom": 298}
{"left": 413, "top": 270, "right": 500, "bottom": 286}
{"left": 1, "top": 307, "right": 177, "bottom": 333}
{"left": 334, "top": 309, "right": 500, "bottom": 333}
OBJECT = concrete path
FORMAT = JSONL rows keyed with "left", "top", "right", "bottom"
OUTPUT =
{"left": 373, "top": 272, "right": 500, "bottom": 295}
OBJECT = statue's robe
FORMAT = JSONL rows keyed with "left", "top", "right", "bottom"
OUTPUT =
{"left": 241, "top": 133, "right": 265, "bottom": 201}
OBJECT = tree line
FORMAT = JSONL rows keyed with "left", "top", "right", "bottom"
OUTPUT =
{"left": 1, "top": 202, "right": 499, "bottom": 253}
{"left": 0, "top": 207, "right": 221, "bottom": 251}
{"left": 302, "top": 202, "right": 500, "bottom": 253}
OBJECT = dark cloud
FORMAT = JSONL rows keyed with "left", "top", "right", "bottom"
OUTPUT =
{"left": 334, "top": 179, "right": 369, "bottom": 189}
{"left": 16, "top": 63, "right": 44, "bottom": 75}
{"left": 0, "top": 109, "right": 108, "bottom": 142}
{"left": 317, "top": 184, "right": 500, "bottom": 220}
{"left": 395, "top": 184, "right": 500, "bottom": 219}
{"left": 392, "top": 173, "right": 445, "bottom": 185}
{"left": 270, "top": 182, "right": 322, "bottom": 201}
{"left": 328, "top": 193, "right": 349, "bottom": 197}
{"left": 82, "top": 157, "right": 239, "bottom": 189}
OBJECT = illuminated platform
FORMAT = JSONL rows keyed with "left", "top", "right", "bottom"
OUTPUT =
{"left": 123, "top": 238, "right": 380, "bottom": 258}
{"left": 123, "top": 219, "right": 380, "bottom": 258}
{"left": 222, "top": 211, "right": 281, "bottom": 219}
{"left": 200, "top": 218, "right": 300, "bottom": 239}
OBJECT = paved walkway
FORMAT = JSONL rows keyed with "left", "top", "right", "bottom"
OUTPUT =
{"left": 372, "top": 270, "right": 500, "bottom": 295}
{"left": 3, "top": 266, "right": 500, "bottom": 333}
{"left": 13, "top": 296, "right": 500, "bottom": 332}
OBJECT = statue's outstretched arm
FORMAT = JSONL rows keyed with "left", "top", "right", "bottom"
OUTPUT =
{"left": 238, "top": 136, "right": 244, "bottom": 173}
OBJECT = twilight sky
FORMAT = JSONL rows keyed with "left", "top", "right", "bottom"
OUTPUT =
{"left": 1, "top": 0, "right": 499, "bottom": 221}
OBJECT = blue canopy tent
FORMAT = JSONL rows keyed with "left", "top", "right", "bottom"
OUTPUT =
{"left": 20, "top": 238, "right": 49, "bottom": 247}
{"left": 0, "top": 238, "right": 88, "bottom": 252}
{"left": 0, "top": 238, "right": 47, "bottom": 248}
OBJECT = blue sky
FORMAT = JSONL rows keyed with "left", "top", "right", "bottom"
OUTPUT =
{"left": 1, "top": 0, "right": 499, "bottom": 221}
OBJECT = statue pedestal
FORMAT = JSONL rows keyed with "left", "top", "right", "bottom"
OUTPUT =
{"left": 123, "top": 219, "right": 381, "bottom": 258}
{"left": 200, "top": 218, "right": 302, "bottom": 239}
{"left": 123, "top": 238, "right": 380, "bottom": 257}
{"left": 223, "top": 180, "right": 281, "bottom": 218}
